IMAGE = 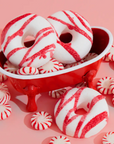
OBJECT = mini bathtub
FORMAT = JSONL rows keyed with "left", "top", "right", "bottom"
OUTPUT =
{"left": 0, "top": 26, "right": 113, "bottom": 112}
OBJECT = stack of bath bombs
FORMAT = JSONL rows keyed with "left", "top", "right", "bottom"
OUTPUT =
{"left": 1, "top": 10, "right": 94, "bottom": 75}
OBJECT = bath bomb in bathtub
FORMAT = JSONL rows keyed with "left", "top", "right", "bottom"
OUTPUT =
{"left": 1, "top": 13, "right": 56, "bottom": 68}
{"left": 47, "top": 10, "right": 93, "bottom": 64}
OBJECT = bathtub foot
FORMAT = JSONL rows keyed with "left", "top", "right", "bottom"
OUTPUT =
{"left": 24, "top": 85, "right": 39, "bottom": 112}
{"left": 83, "top": 70, "right": 97, "bottom": 90}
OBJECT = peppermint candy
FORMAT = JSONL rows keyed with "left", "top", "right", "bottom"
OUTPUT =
{"left": 4, "top": 60, "right": 19, "bottom": 74}
{"left": 83, "top": 52, "right": 98, "bottom": 61}
{"left": 0, "top": 83, "right": 10, "bottom": 105}
{"left": 103, "top": 53, "right": 110, "bottom": 62}
{"left": 31, "top": 111, "right": 52, "bottom": 130}
{"left": 102, "top": 131, "right": 114, "bottom": 144}
{"left": 49, "top": 135, "right": 71, "bottom": 144}
{"left": 65, "top": 59, "right": 85, "bottom": 69}
{"left": 107, "top": 45, "right": 114, "bottom": 61}
{"left": 96, "top": 77, "right": 114, "bottom": 95}
{"left": 49, "top": 88, "right": 66, "bottom": 98}
{"left": 0, "top": 72, "right": 7, "bottom": 82}
{"left": 39, "top": 58, "right": 64, "bottom": 74}
{"left": 0, "top": 104, "right": 12, "bottom": 120}
{"left": 17, "top": 66, "right": 39, "bottom": 75}
{"left": 75, "top": 82, "right": 87, "bottom": 87}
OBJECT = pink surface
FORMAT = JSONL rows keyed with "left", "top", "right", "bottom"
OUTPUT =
{"left": 0, "top": 0, "right": 114, "bottom": 144}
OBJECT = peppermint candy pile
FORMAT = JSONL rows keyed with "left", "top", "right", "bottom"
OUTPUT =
{"left": 0, "top": 83, "right": 12, "bottom": 120}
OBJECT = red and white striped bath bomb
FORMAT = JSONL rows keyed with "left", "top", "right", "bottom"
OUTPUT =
{"left": 31, "top": 111, "right": 52, "bottom": 130}
{"left": 47, "top": 10, "right": 93, "bottom": 64}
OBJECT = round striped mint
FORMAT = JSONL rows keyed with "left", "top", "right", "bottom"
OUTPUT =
{"left": 65, "top": 59, "right": 85, "bottom": 69}
{"left": 49, "top": 88, "right": 66, "bottom": 98}
{"left": 31, "top": 111, "right": 52, "bottom": 130}
{"left": 0, "top": 104, "right": 12, "bottom": 120}
{"left": 39, "top": 58, "right": 64, "bottom": 74}
{"left": 0, "top": 83, "right": 10, "bottom": 105}
{"left": 102, "top": 131, "right": 114, "bottom": 144}
{"left": 96, "top": 77, "right": 114, "bottom": 95}
{"left": 75, "top": 82, "right": 87, "bottom": 88}
{"left": 109, "top": 80, "right": 114, "bottom": 94}
{"left": 83, "top": 52, "right": 98, "bottom": 61}
{"left": 0, "top": 72, "right": 7, "bottom": 82}
{"left": 107, "top": 45, "right": 114, "bottom": 61}
{"left": 4, "top": 60, "right": 19, "bottom": 74}
{"left": 17, "top": 66, "right": 39, "bottom": 75}
{"left": 49, "top": 135, "right": 71, "bottom": 144}
{"left": 103, "top": 53, "right": 110, "bottom": 62}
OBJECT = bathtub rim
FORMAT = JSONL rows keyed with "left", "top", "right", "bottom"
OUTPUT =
{"left": 0, "top": 26, "right": 113, "bottom": 80}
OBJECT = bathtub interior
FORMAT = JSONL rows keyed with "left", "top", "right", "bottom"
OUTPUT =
{"left": 0, "top": 26, "right": 113, "bottom": 112}
{"left": 0, "top": 26, "right": 113, "bottom": 80}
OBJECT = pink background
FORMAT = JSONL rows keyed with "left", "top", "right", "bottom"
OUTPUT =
{"left": 0, "top": 0, "right": 114, "bottom": 144}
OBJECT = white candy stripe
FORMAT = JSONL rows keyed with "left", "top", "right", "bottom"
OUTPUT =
{"left": 102, "top": 131, "right": 114, "bottom": 144}
{"left": 31, "top": 111, "right": 52, "bottom": 130}
{"left": 0, "top": 104, "right": 12, "bottom": 120}
{"left": 96, "top": 77, "right": 114, "bottom": 94}
{"left": 49, "top": 135, "right": 71, "bottom": 144}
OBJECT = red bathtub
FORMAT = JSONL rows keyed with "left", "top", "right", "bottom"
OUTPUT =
{"left": 0, "top": 26, "right": 113, "bottom": 112}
